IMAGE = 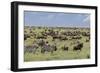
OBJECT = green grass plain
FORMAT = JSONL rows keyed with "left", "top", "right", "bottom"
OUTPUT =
{"left": 24, "top": 26, "right": 90, "bottom": 62}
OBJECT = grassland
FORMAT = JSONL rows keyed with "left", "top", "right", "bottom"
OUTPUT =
{"left": 24, "top": 26, "right": 90, "bottom": 62}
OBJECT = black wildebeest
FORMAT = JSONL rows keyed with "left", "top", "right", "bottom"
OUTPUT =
{"left": 73, "top": 43, "right": 83, "bottom": 51}
{"left": 24, "top": 44, "right": 38, "bottom": 54}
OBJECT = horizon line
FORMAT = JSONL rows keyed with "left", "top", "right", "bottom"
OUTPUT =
{"left": 24, "top": 25, "right": 90, "bottom": 28}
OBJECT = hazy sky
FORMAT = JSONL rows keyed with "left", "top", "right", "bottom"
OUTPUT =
{"left": 24, "top": 11, "right": 90, "bottom": 28}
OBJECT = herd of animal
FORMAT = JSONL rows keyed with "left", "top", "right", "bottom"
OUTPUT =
{"left": 24, "top": 26, "right": 90, "bottom": 55}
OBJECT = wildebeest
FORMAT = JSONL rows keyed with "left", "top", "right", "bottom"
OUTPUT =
{"left": 70, "top": 41, "right": 80, "bottom": 45}
{"left": 24, "top": 44, "right": 38, "bottom": 54}
{"left": 71, "top": 36, "right": 82, "bottom": 40}
{"left": 60, "top": 36, "right": 68, "bottom": 40}
{"left": 37, "top": 39, "right": 45, "bottom": 46}
{"left": 82, "top": 32, "right": 90, "bottom": 37}
{"left": 36, "top": 34, "right": 47, "bottom": 39}
{"left": 86, "top": 39, "right": 90, "bottom": 42}
{"left": 24, "top": 33, "right": 30, "bottom": 40}
{"left": 73, "top": 43, "right": 83, "bottom": 51}
{"left": 41, "top": 43, "right": 57, "bottom": 54}
{"left": 62, "top": 46, "right": 69, "bottom": 51}
{"left": 86, "top": 54, "right": 90, "bottom": 58}
{"left": 61, "top": 31, "right": 80, "bottom": 36}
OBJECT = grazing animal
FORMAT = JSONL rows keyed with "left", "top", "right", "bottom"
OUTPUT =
{"left": 73, "top": 43, "right": 83, "bottom": 51}
{"left": 87, "top": 55, "right": 90, "bottom": 58}
{"left": 70, "top": 41, "right": 80, "bottom": 45}
{"left": 62, "top": 46, "right": 68, "bottom": 51}
{"left": 82, "top": 32, "right": 90, "bottom": 36}
{"left": 86, "top": 39, "right": 89, "bottom": 42}
{"left": 36, "top": 35, "right": 46, "bottom": 39}
{"left": 24, "top": 44, "right": 38, "bottom": 54}
{"left": 37, "top": 39, "right": 45, "bottom": 46}
{"left": 71, "top": 36, "right": 82, "bottom": 40}
{"left": 41, "top": 44, "right": 57, "bottom": 54}
{"left": 60, "top": 36, "right": 68, "bottom": 40}
{"left": 24, "top": 34, "right": 30, "bottom": 40}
